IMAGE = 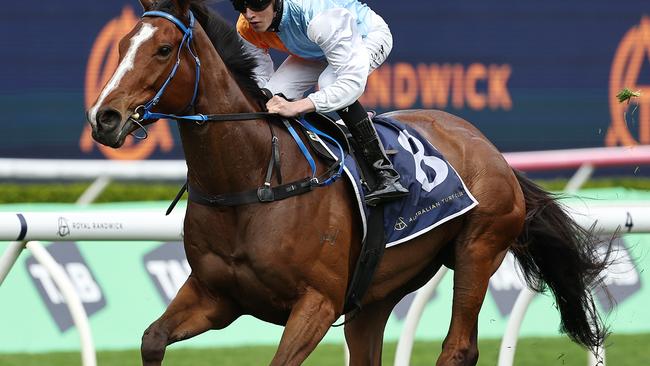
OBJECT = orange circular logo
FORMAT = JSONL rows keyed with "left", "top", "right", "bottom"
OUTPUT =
{"left": 79, "top": 6, "right": 174, "bottom": 160}
{"left": 607, "top": 16, "right": 650, "bottom": 146}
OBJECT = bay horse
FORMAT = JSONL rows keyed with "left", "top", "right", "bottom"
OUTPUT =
{"left": 87, "top": 0, "right": 610, "bottom": 365}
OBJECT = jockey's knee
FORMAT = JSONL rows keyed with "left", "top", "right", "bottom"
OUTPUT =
{"left": 336, "top": 100, "right": 367, "bottom": 122}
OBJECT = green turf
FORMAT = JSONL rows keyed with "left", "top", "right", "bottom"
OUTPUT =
{"left": 0, "top": 334, "right": 647, "bottom": 365}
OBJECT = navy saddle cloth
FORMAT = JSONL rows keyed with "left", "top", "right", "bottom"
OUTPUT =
{"left": 316, "top": 114, "right": 478, "bottom": 247}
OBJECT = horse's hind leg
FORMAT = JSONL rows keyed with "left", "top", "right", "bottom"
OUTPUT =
{"left": 437, "top": 216, "right": 520, "bottom": 366}
{"left": 270, "top": 289, "right": 337, "bottom": 366}
{"left": 343, "top": 257, "right": 445, "bottom": 366}
{"left": 141, "top": 275, "right": 239, "bottom": 366}
{"left": 344, "top": 298, "right": 397, "bottom": 366}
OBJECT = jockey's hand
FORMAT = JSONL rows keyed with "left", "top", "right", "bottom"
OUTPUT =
{"left": 266, "top": 96, "right": 316, "bottom": 117}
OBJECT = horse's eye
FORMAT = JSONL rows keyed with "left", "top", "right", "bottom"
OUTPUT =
{"left": 158, "top": 45, "right": 173, "bottom": 57}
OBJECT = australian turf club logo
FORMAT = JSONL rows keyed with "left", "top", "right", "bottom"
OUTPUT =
{"left": 607, "top": 16, "right": 650, "bottom": 146}
{"left": 79, "top": 6, "right": 175, "bottom": 160}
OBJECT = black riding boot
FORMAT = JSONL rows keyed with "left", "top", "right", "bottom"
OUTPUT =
{"left": 337, "top": 101, "right": 409, "bottom": 206}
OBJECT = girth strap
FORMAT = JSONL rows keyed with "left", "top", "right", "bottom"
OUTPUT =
{"left": 188, "top": 178, "right": 315, "bottom": 206}
{"left": 342, "top": 205, "right": 386, "bottom": 314}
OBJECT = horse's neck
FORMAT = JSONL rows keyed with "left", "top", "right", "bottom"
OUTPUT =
{"left": 179, "top": 32, "right": 268, "bottom": 195}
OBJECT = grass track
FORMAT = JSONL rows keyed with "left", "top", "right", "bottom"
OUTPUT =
{"left": 0, "top": 334, "right": 648, "bottom": 365}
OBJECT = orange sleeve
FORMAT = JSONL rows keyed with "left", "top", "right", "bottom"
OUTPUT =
{"left": 236, "top": 15, "right": 291, "bottom": 54}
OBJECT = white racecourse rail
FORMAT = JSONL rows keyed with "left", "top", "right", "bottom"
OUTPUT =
{"left": 0, "top": 211, "right": 184, "bottom": 242}
{"left": 1, "top": 145, "right": 650, "bottom": 366}
{"left": 1, "top": 204, "right": 649, "bottom": 242}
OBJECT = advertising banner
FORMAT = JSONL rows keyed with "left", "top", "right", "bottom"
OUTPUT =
{"left": 1, "top": 1, "right": 649, "bottom": 160}
{"left": 0, "top": 188, "right": 649, "bottom": 353}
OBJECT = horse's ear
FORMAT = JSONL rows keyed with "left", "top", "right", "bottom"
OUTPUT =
{"left": 139, "top": 0, "right": 155, "bottom": 11}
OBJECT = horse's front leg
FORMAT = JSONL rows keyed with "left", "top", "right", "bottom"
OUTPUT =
{"left": 141, "top": 275, "right": 240, "bottom": 366}
{"left": 270, "top": 288, "right": 338, "bottom": 366}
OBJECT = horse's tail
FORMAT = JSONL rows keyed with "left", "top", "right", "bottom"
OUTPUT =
{"left": 510, "top": 169, "right": 611, "bottom": 350}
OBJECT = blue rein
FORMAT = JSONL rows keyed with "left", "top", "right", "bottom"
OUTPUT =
{"left": 140, "top": 11, "right": 201, "bottom": 120}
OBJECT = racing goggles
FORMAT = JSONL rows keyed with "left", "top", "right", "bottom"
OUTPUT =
{"left": 231, "top": 0, "right": 273, "bottom": 12}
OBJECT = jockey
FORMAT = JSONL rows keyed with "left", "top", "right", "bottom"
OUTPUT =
{"left": 230, "top": 0, "right": 409, "bottom": 205}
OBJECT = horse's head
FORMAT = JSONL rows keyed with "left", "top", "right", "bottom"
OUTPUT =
{"left": 87, "top": 0, "right": 199, "bottom": 148}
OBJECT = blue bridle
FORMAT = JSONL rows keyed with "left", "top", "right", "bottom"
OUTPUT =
{"left": 137, "top": 10, "right": 201, "bottom": 121}
{"left": 134, "top": 10, "right": 345, "bottom": 187}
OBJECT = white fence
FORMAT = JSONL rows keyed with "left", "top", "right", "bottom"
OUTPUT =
{"left": 1, "top": 145, "right": 650, "bottom": 366}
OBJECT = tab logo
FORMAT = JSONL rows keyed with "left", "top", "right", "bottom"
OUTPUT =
{"left": 607, "top": 16, "right": 650, "bottom": 146}
{"left": 25, "top": 242, "right": 106, "bottom": 332}
{"left": 143, "top": 242, "right": 190, "bottom": 304}
{"left": 79, "top": 6, "right": 175, "bottom": 160}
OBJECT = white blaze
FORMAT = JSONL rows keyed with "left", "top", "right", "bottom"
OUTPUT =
{"left": 89, "top": 23, "right": 157, "bottom": 126}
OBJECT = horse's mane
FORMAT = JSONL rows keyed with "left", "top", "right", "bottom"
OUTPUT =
{"left": 154, "top": 0, "right": 264, "bottom": 104}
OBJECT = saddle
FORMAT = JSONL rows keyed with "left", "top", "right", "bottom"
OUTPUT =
{"left": 301, "top": 112, "right": 350, "bottom": 161}
{"left": 301, "top": 111, "right": 385, "bottom": 192}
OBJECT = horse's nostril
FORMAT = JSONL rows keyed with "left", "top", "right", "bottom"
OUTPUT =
{"left": 96, "top": 108, "right": 122, "bottom": 131}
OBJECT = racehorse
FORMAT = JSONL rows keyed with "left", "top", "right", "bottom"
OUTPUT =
{"left": 87, "top": 0, "right": 611, "bottom": 365}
